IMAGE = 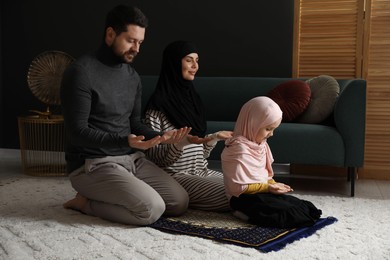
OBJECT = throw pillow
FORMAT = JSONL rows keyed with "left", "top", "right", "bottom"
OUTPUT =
{"left": 297, "top": 75, "right": 340, "bottom": 124}
{"left": 267, "top": 80, "right": 311, "bottom": 122}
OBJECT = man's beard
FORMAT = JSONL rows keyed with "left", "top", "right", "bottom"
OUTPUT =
{"left": 110, "top": 45, "right": 137, "bottom": 64}
{"left": 121, "top": 51, "right": 137, "bottom": 63}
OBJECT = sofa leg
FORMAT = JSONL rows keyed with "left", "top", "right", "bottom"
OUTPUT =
{"left": 348, "top": 167, "right": 356, "bottom": 197}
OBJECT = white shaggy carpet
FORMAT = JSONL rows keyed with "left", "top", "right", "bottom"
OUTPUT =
{"left": 1, "top": 176, "right": 390, "bottom": 260}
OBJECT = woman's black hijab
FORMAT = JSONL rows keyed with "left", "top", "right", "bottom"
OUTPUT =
{"left": 145, "top": 41, "right": 207, "bottom": 137}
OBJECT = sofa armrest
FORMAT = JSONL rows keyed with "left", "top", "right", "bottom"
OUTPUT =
{"left": 334, "top": 79, "right": 366, "bottom": 167}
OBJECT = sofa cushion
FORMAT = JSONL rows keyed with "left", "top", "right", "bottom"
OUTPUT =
{"left": 297, "top": 75, "right": 340, "bottom": 124}
{"left": 267, "top": 80, "right": 311, "bottom": 122}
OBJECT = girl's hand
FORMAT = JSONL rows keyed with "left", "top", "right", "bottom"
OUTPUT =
{"left": 268, "top": 182, "right": 293, "bottom": 194}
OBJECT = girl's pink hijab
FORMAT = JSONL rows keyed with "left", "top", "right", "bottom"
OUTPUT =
{"left": 221, "top": 96, "right": 283, "bottom": 197}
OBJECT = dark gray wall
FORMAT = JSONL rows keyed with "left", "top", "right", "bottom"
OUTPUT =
{"left": 0, "top": 0, "right": 294, "bottom": 148}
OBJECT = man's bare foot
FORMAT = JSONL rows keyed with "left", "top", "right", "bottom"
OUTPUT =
{"left": 63, "top": 193, "right": 88, "bottom": 212}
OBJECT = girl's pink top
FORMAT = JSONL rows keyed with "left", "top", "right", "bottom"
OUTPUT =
{"left": 221, "top": 96, "right": 283, "bottom": 197}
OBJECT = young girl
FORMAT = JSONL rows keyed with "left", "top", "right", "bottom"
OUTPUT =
{"left": 221, "top": 96, "right": 322, "bottom": 228}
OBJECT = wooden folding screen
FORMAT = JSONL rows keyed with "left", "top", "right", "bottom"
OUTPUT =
{"left": 361, "top": 0, "right": 390, "bottom": 179}
{"left": 293, "top": 0, "right": 390, "bottom": 179}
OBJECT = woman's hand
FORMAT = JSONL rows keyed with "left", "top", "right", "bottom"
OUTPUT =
{"left": 215, "top": 131, "right": 233, "bottom": 140}
{"left": 268, "top": 182, "right": 294, "bottom": 194}
{"left": 161, "top": 127, "right": 192, "bottom": 144}
{"left": 186, "top": 134, "right": 213, "bottom": 144}
{"left": 187, "top": 130, "right": 234, "bottom": 144}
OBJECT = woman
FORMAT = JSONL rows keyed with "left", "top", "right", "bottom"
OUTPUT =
{"left": 144, "top": 40, "right": 231, "bottom": 211}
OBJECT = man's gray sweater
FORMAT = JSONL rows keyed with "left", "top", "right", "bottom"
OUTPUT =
{"left": 60, "top": 45, "right": 158, "bottom": 173}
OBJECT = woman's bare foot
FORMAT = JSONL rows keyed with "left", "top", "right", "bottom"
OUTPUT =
{"left": 63, "top": 193, "right": 88, "bottom": 212}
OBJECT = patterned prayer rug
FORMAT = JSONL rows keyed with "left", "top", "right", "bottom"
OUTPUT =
{"left": 149, "top": 209, "right": 337, "bottom": 252}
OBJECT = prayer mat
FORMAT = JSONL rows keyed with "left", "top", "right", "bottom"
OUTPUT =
{"left": 149, "top": 209, "right": 337, "bottom": 252}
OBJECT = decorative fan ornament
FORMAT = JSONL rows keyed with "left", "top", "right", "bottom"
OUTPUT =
{"left": 27, "top": 51, "right": 74, "bottom": 117}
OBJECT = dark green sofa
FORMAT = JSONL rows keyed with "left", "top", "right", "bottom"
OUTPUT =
{"left": 140, "top": 76, "right": 366, "bottom": 197}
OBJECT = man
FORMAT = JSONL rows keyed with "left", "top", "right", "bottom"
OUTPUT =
{"left": 60, "top": 5, "right": 190, "bottom": 225}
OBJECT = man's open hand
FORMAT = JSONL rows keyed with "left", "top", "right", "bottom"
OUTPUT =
{"left": 128, "top": 134, "right": 164, "bottom": 150}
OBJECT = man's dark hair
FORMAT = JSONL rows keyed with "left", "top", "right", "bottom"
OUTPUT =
{"left": 105, "top": 5, "right": 148, "bottom": 35}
